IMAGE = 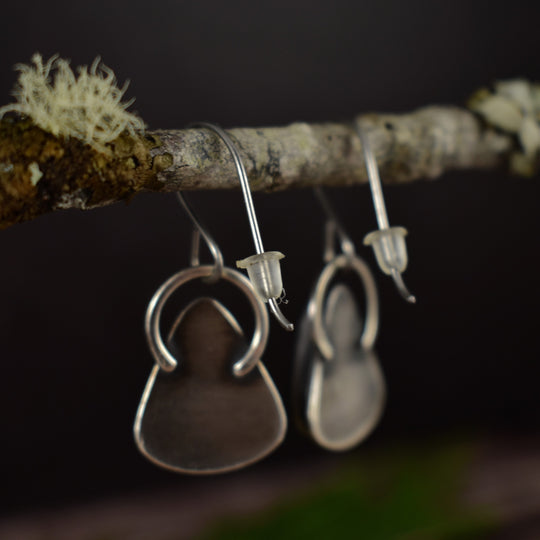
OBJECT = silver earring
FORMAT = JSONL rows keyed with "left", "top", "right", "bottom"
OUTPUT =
{"left": 293, "top": 188, "right": 386, "bottom": 451}
{"left": 133, "top": 125, "right": 291, "bottom": 473}
{"left": 356, "top": 122, "right": 416, "bottom": 303}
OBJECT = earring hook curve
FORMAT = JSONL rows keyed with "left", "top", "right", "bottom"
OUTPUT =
{"left": 191, "top": 122, "right": 294, "bottom": 331}
{"left": 313, "top": 187, "right": 355, "bottom": 261}
{"left": 176, "top": 192, "right": 224, "bottom": 283}
{"left": 356, "top": 122, "right": 416, "bottom": 304}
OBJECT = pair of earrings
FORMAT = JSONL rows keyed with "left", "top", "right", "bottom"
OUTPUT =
{"left": 133, "top": 122, "right": 415, "bottom": 473}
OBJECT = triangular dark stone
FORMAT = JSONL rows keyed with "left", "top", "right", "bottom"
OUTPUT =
{"left": 295, "top": 284, "right": 385, "bottom": 451}
{"left": 134, "top": 298, "right": 286, "bottom": 473}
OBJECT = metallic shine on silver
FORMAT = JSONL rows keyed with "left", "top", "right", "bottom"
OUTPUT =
{"left": 144, "top": 265, "right": 269, "bottom": 377}
{"left": 295, "top": 283, "right": 386, "bottom": 452}
{"left": 177, "top": 192, "right": 224, "bottom": 283}
{"left": 293, "top": 189, "right": 386, "bottom": 451}
{"left": 191, "top": 122, "right": 294, "bottom": 331}
{"left": 135, "top": 295, "right": 287, "bottom": 474}
{"left": 135, "top": 185, "right": 287, "bottom": 473}
{"left": 356, "top": 123, "right": 416, "bottom": 304}
{"left": 311, "top": 252, "right": 379, "bottom": 361}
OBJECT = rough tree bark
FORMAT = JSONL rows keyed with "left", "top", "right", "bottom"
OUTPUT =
{"left": 0, "top": 106, "right": 513, "bottom": 230}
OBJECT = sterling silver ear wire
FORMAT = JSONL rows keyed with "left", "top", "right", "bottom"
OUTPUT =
{"left": 191, "top": 122, "right": 294, "bottom": 331}
{"left": 356, "top": 123, "right": 416, "bottom": 303}
{"left": 177, "top": 191, "right": 224, "bottom": 284}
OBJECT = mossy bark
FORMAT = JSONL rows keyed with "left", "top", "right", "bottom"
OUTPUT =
{"left": 0, "top": 106, "right": 514, "bottom": 229}
{"left": 0, "top": 116, "right": 165, "bottom": 228}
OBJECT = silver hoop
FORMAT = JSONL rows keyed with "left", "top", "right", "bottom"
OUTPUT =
{"left": 145, "top": 265, "right": 269, "bottom": 377}
{"left": 311, "top": 254, "right": 379, "bottom": 361}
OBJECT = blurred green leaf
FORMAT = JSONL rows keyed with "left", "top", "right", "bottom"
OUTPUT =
{"left": 198, "top": 440, "right": 498, "bottom": 540}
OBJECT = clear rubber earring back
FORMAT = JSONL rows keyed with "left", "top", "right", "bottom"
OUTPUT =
{"left": 236, "top": 251, "right": 285, "bottom": 301}
{"left": 192, "top": 122, "right": 293, "bottom": 331}
{"left": 356, "top": 123, "right": 416, "bottom": 304}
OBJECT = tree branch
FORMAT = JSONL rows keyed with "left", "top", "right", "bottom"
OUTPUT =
{"left": 0, "top": 105, "right": 513, "bottom": 229}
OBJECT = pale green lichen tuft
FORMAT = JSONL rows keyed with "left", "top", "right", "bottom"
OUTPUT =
{"left": 469, "top": 79, "right": 540, "bottom": 175}
{"left": 0, "top": 54, "right": 146, "bottom": 153}
{"left": 28, "top": 162, "right": 43, "bottom": 185}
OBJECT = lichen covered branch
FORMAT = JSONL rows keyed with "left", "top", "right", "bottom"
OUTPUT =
{"left": 0, "top": 106, "right": 514, "bottom": 229}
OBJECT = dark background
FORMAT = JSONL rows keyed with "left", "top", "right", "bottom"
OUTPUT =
{"left": 0, "top": 0, "right": 539, "bottom": 517}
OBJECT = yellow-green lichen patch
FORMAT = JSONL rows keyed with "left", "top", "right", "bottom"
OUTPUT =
{"left": 0, "top": 117, "right": 158, "bottom": 228}
{"left": 469, "top": 79, "right": 540, "bottom": 176}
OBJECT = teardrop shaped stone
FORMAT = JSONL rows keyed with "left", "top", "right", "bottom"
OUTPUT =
{"left": 295, "top": 284, "right": 385, "bottom": 451}
{"left": 134, "top": 297, "right": 286, "bottom": 473}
